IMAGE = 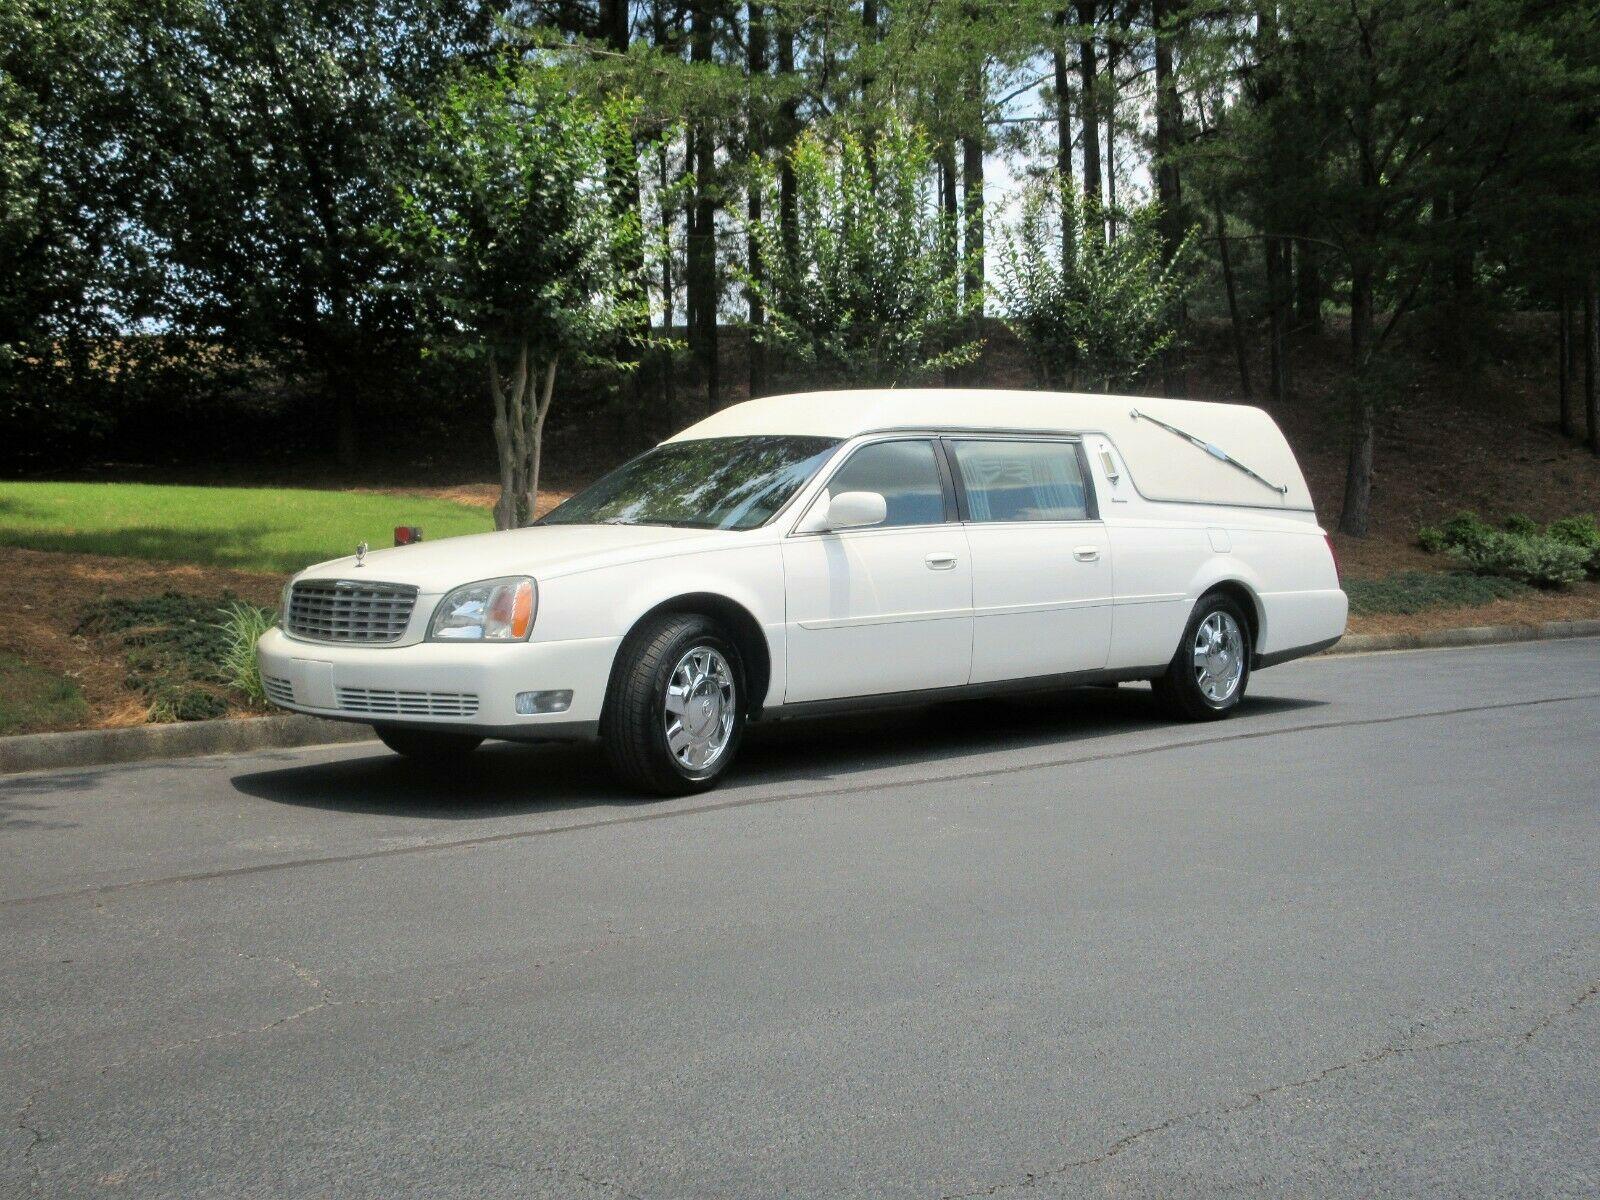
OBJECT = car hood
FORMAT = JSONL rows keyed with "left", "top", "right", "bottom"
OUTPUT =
{"left": 296, "top": 523, "right": 735, "bottom": 593}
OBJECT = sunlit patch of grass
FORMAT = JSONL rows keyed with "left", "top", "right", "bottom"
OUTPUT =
{"left": 0, "top": 481, "right": 494, "bottom": 574}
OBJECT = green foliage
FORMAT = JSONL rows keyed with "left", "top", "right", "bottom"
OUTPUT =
{"left": 214, "top": 601, "right": 276, "bottom": 706}
{"left": 393, "top": 62, "right": 648, "bottom": 371}
{"left": 994, "top": 172, "right": 1195, "bottom": 391}
{"left": 0, "top": 653, "right": 89, "bottom": 736}
{"left": 76, "top": 591, "right": 274, "bottom": 722}
{"left": 0, "top": 482, "right": 492, "bottom": 573}
{"left": 1419, "top": 510, "right": 1596, "bottom": 586}
{"left": 742, "top": 117, "right": 982, "bottom": 386}
{"left": 1344, "top": 572, "right": 1530, "bottom": 617}
{"left": 1546, "top": 515, "right": 1600, "bottom": 575}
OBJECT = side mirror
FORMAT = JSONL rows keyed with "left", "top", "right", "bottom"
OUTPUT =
{"left": 799, "top": 489, "right": 887, "bottom": 532}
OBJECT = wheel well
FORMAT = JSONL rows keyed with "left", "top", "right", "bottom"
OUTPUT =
{"left": 1199, "top": 580, "right": 1263, "bottom": 655}
{"left": 612, "top": 594, "right": 773, "bottom": 720}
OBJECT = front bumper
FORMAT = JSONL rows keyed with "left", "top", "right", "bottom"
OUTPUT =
{"left": 256, "top": 626, "right": 617, "bottom": 740}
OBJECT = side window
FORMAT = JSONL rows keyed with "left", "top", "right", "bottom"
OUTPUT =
{"left": 950, "top": 440, "right": 1091, "bottom": 523}
{"left": 822, "top": 439, "right": 948, "bottom": 527}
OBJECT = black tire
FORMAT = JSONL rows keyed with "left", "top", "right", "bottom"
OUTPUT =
{"left": 1151, "top": 593, "right": 1253, "bottom": 722}
{"left": 375, "top": 726, "right": 484, "bottom": 762}
{"left": 602, "top": 613, "right": 746, "bottom": 795}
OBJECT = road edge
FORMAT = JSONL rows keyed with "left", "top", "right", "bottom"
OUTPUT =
{"left": 3, "top": 619, "right": 1598, "bottom": 778}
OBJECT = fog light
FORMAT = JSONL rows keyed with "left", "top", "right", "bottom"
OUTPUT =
{"left": 516, "top": 689, "right": 572, "bottom": 715}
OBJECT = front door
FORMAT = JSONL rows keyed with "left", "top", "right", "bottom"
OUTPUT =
{"left": 781, "top": 438, "right": 973, "bottom": 703}
{"left": 946, "top": 437, "right": 1114, "bottom": 684}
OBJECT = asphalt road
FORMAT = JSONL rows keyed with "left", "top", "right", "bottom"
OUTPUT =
{"left": 3, "top": 638, "right": 1598, "bottom": 1198}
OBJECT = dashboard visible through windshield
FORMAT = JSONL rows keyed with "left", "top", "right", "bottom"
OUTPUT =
{"left": 539, "top": 436, "right": 841, "bottom": 531}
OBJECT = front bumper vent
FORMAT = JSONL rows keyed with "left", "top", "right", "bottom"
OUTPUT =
{"left": 336, "top": 687, "right": 480, "bottom": 718}
{"left": 263, "top": 676, "right": 296, "bottom": 707}
{"left": 286, "top": 580, "right": 418, "bottom": 644}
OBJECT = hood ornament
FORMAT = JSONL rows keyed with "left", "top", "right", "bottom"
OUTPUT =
{"left": 354, "top": 541, "right": 368, "bottom": 567}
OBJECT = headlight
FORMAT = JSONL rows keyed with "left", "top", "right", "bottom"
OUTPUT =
{"left": 428, "top": 576, "right": 537, "bottom": 642}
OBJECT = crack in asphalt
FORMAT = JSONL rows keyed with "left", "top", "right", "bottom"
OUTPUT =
{"left": 3, "top": 688, "right": 1596, "bottom": 913}
{"left": 938, "top": 979, "right": 1600, "bottom": 1198}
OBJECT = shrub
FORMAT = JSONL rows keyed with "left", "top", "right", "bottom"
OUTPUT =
{"left": 1419, "top": 509, "right": 1598, "bottom": 586}
{"left": 1418, "top": 510, "right": 1496, "bottom": 554}
{"left": 1546, "top": 514, "right": 1600, "bottom": 576}
{"left": 1446, "top": 531, "right": 1588, "bottom": 587}
{"left": 214, "top": 601, "right": 276, "bottom": 706}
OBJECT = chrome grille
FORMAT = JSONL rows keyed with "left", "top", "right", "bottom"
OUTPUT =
{"left": 286, "top": 580, "right": 417, "bottom": 644}
{"left": 262, "top": 676, "right": 296, "bottom": 707}
{"left": 336, "top": 687, "right": 479, "bottom": 718}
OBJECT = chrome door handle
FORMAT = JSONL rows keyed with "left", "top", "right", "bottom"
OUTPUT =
{"left": 1073, "top": 546, "right": 1101, "bottom": 562}
{"left": 924, "top": 552, "right": 959, "bottom": 570}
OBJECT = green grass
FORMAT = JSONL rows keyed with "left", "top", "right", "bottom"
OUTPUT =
{"left": 1345, "top": 570, "right": 1532, "bottom": 616}
{"left": 0, "top": 482, "right": 494, "bottom": 573}
{"left": 0, "top": 652, "right": 88, "bottom": 735}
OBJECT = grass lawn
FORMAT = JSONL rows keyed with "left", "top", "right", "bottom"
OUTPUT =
{"left": 0, "top": 482, "right": 495, "bottom": 574}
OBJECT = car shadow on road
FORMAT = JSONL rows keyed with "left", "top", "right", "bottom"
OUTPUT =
{"left": 229, "top": 684, "right": 1327, "bottom": 821}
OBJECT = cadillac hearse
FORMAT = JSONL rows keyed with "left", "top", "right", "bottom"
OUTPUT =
{"left": 258, "top": 390, "right": 1347, "bottom": 792}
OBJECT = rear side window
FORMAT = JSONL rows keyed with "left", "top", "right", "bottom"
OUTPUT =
{"left": 950, "top": 440, "right": 1091, "bottom": 523}
{"left": 824, "top": 439, "right": 949, "bottom": 527}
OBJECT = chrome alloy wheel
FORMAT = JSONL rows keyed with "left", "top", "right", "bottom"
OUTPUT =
{"left": 1192, "top": 611, "right": 1245, "bottom": 704}
{"left": 663, "top": 645, "right": 737, "bottom": 771}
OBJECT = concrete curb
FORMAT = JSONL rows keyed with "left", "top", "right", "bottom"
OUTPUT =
{"left": 0, "top": 714, "right": 374, "bottom": 777}
{"left": 1325, "top": 618, "right": 1600, "bottom": 656}
{"left": 2, "top": 620, "right": 1598, "bottom": 778}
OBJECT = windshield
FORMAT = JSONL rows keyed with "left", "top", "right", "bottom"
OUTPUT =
{"left": 539, "top": 435, "right": 842, "bottom": 530}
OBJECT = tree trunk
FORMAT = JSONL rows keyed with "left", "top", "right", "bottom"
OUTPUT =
{"left": 746, "top": 0, "right": 768, "bottom": 399}
{"left": 1052, "top": 31, "right": 1073, "bottom": 263}
{"left": 776, "top": 13, "right": 798, "bottom": 273}
{"left": 1075, "top": 0, "right": 1102, "bottom": 243}
{"left": 333, "top": 367, "right": 356, "bottom": 469}
{"left": 962, "top": 132, "right": 984, "bottom": 314}
{"left": 1587, "top": 269, "right": 1599, "bottom": 454}
{"left": 526, "top": 357, "right": 557, "bottom": 525}
{"left": 1559, "top": 283, "right": 1574, "bottom": 437}
{"left": 1103, "top": 36, "right": 1117, "bottom": 241}
{"left": 1214, "top": 193, "right": 1250, "bottom": 398}
{"left": 688, "top": 0, "right": 718, "bottom": 410}
{"left": 1265, "top": 236, "right": 1291, "bottom": 402}
{"left": 1293, "top": 231, "right": 1322, "bottom": 334}
{"left": 1339, "top": 265, "right": 1376, "bottom": 536}
{"left": 1153, "top": 0, "right": 1184, "bottom": 393}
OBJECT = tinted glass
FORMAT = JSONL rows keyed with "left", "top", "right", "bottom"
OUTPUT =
{"left": 541, "top": 436, "right": 840, "bottom": 530}
{"left": 824, "top": 439, "right": 948, "bottom": 527}
{"left": 951, "top": 440, "right": 1090, "bottom": 522}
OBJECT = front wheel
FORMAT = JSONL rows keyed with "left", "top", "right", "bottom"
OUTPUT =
{"left": 375, "top": 726, "right": 484, "bottom": 763}
{"left": 1152, "top": 595, "right": 1252, "bottom": 721}
{"left": 602, "top": 614, "right": 746, "bottom": 795}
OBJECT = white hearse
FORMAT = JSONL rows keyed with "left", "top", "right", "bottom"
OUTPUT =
{"left": 258, "top": 390, "right": 1346, "bottom": 792}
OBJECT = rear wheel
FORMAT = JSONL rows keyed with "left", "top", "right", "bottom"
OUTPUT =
{"left": 1152, "top": 594, "right": 1252, "bottom": 721}
{"left": 375, "top": 726, "right": 483, "bottom": 762}
{"left": 603, "top": 613, "right": 745, "bottom": 795}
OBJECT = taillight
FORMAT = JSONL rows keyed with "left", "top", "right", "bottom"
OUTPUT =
{"left": 1324, "top": 533, "right": 1341, "bottom": 584}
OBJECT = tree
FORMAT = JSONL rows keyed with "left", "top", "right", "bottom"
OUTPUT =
{"left": 741, "top": 117, "right": 982, "bottom": 386}
{"left": 126, "top": 0, "right": 490, "bottom": 466}
{"left": 995, "top": 172, "right": 1194, "bottom": 390}
{"left": 393, "top": 63, "right": 650, "bottom": 529}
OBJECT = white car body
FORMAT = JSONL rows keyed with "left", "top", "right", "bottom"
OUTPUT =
{"left": 258, "top": 389, "right": 1346, "bottom": 754}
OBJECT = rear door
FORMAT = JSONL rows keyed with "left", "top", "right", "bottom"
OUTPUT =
{"left": 781, "top": 438, "right": 973, "bottom": 703}
{"left": 946, "top": 437, "right": 1113, "bottom": 684}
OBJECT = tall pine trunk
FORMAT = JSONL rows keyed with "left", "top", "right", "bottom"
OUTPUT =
{"left": 688, "top": 0, "right": 718, "bottom": 410}
{"left": 1339, "top": 264, "right": 1377, "bottom": 536}
{"left": 776, "top": 15, "right": 798, "bottom": 273}
{"left": 1052, "top": 28, "right": 1073, "bottom": 263}
{"left": 746, "top": 0, "right": 768, "bottom": 399}
{"left": 1265, "top": 236, "right": 1291, "bottom": 402}
{"left": 1559, "top": 283, "right": 1574, "bottom": 437}
{"left": 1152, "top": 0, "right": 1184, "bottom": 394}
{"left": 1075, "top": 0, "right": 1102, "bottom": 243}
{"left": 1214, "top": 193, "right": 1251, "bottom": 398}
{"left": 1586, "top": 269, "right": 1599, "bottom": 454}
